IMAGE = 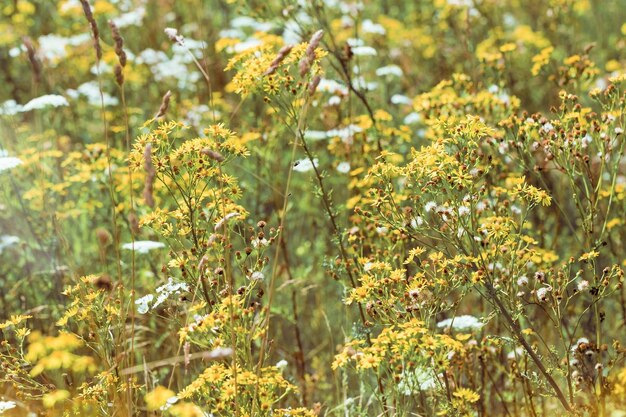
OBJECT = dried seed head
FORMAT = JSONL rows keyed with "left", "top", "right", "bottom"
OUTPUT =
{"left": 128, "top": 212, "right": 139, "bottom": 235}
{"left": 22, "top": 37, "right": 41, "bottom": 83}
{"left": 94, "top": 274, "right": 113, "bottom": 291}
{"left": 308, "top": 75, "right": 321, "bottom": 95}
{"left": 201, "top": 148, "right": 225, "bottom": 162}
{"left": 95, "top": 227, "right": 112, "bottom": 247}
{"left": 143, "top": 144, "right": 156, "bottom": 207}
{"left": 299, "top": 29, "right": 324, "bottom": 77}
{"left": 114, "top": 64, "right": 124, "bottom": 86}
{"left": 155, "top": 90, "right": 172, "bottom": 119}
{"left": 164, "top": 27, "right": 184, "bottom": 45}
{"left": 264, "top": 45, "right": 294, "bottom": 76}
{"left": 108, "top": 20, "right": 127, "bottom": 67}
{"left": 80, "top": 0, "right": 102, "bottom": 60}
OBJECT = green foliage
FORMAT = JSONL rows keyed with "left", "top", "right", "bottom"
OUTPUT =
{"left": 1, "top": 1, "right": 626, "bottom": 416}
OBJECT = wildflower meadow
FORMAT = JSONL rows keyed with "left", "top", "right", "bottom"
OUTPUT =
{"left": 1, "top": 0, "right": 626, "bottom": 416}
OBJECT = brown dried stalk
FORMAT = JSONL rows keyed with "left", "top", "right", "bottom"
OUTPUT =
{"left": 142, "top": 144, "right": 156, "bottom": 207}
{"left": 264, "top": 45, "right": 294, "bottom": 76}
{"left": 79, "top": 0, "right": 102, "bottom": 60}
{"left": 299, "top": 30, "right": 324, "bottom": 77}
{"left": 22, "top": 37, "right": 41, "bottom": 83}
{"left": 155, "top": 90, "right": 172, "bottom": 119}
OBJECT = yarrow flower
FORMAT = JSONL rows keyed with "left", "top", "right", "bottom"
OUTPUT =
{"left": 0, "top": 235, "right": 19, "bottom": 253}
{"left": 0, "top": 100, "right": 23, "bottom": 115}
{"left": 0, "top": 401, "right": 17, "bottom": 413}
{"left": 135, "top": 294, "right": 154, "bottom": 314}
{"left": 350, "top": 46, "right": 377, "bottom": 56}
{"left": 293, "top": 158, "right": 318, "bottom": 173}
{"left": 336, "top": 162, "right": 351, "bottom": 173}
{"left": 22, "top": 94, "right": 69, "bottom": 111}
{"left": 397, "top": 368, "right": 437, "bottom": 395}
{"left": 122, "top": 240, "right": 166, "bottom": 254}
{"left": 361, "top": 19, "right": 386, "bottom": 35}
{"left": 391, "top": 94, "right": 412, "bottom": 105}
{"left": 0, "top": 155, "right": 23, "bottom": 173}
{"left": 375, "top": 65, "right": 403, "bottom": 77}
{"left": 437, "top": 315, "right": 484, "bottom": 331}
{"left": 136, "top": 278, "right": 189, "bottom": 314}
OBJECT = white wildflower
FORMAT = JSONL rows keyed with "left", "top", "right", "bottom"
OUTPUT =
{"left": 0, "top": 401, "right": 17, "bottom": 413}
{"left": 410, "top": 216, "right": 424, "bottom": 228}
{"left": 304, "top": 130, "right": 328, "bottom": 141}
{"left": 424, "top": 201, "right": 438, "bottom": 213}
{"left": 317, "top": 78, "right": 349, "bottom": 95}
{"left": 250, "top": 271, "right": 264, "bottom": 281}
{"left": 403, "top": 112, "right": 422, "bottom": 124}
{"left": 437, "top": 315, "right": 484, "bottom": 331}
{"left": 397, "top": 368, "right": 437, "bottom": 395}
{"left": 164, "top": 27, "right": 183, "bottom": 43}
{"left": 517, "top": 276, "right": 529, "bottom": 286}
{"left": 336, "top": 162, "right": 351, "bottom": 173}
{"left": 230, "top": 16, "right": 274, "bottom": 32}
{"left": 0, "top": 99, "right": 23, "bottom": 115}
{"left": 375, "top": 226, "right": 388, "bottom": 235}
{"left": 391, "top": 94, "right": 412, "bottom": 105}
{"left": 352, "top": 76, "right": 378, "bottom": 91}
{"left": 0, "top": 156, "right": 23, "bottom": 173}
{"left": 326, "top": 125, "right": 364, "bottom": 140}
{"left": 346, "top": 38, "right": 365, "bottom": 47}
{"left": 572, "top": 337, "right": 589, "bottom": 352}
{"left": 37, "top": 33, "right": 90, "bottom": 62}
{"left": 542, "top": 122, "right": 554, "bottom": 133}
{"left": 0, "top": 235, "right": 19, "bottom": 253}
{"left": 113, "top": 6, "right": 146, "bottom": 27}
{"left": 536, "top": 286, "right": 551, "bottom": 302}
{"left": 152, "top": 278, "right": 189, "bottom": 309}
{"left": 251, "top": 237, "right": 269, "bottom": 248}
{"left": 361, "top": 19, "right": 385, "bottom": 35}
{"left": 22, "top": 95, "right": 69, "bottom": 111}
{"left": 327, "top": 95, "right": 342, "bottom": 106}
{"left": 507, "top": 347, "right": 525, "bottom": 360}
{"left": 275, "top": 359, "right": 288, "bottom": 370}
{"left": 233, "top": 37, "right": 263, "bottom": 53}
{"left": 457, "top": 206, "right": 470, "bottom": 216}
{"left": 375, "top": 65, "right": 403, "bottom": 77}
{"left": 160, "top": 395, "right": 178, "bottom": 411}
{"left": 577, "top": 280, "right": 589, "bottom": 292}
{"left": 135, "top": 294, "right": 154, "bottom": 314}
{"left": 350, "top": 46, "right": 377, "bottom": 56}
{"left": 66, "top": 81, "right": 119, "bottom": 106}
{"left": 293, "top": 158, "right": 318, "bottom": 172}
{"left": 121, "top": 240, "right": 166, "bottom": 254}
